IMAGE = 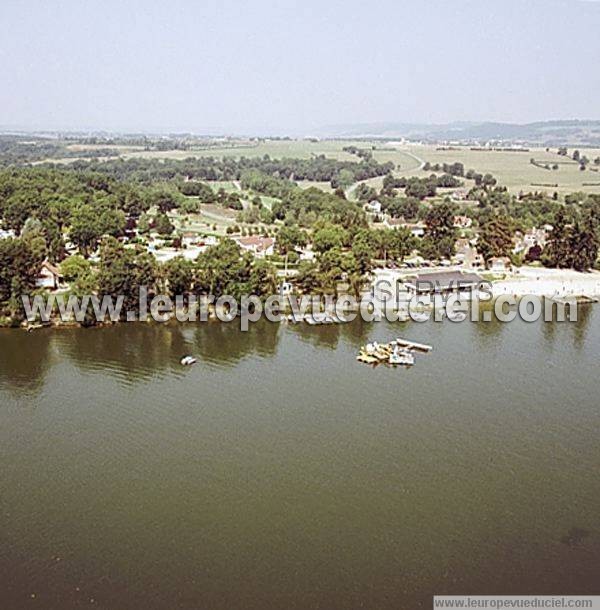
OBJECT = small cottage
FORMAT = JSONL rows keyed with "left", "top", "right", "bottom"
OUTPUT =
{"left": 36, "top": 261, "right": 63, "bottom": 290}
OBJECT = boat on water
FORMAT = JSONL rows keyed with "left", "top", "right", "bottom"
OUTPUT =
{"left": 364, "top": 342, "right": 387, "bottom": 357}
{"left": 356, "top": 352, "right": 379, "bottom": 364}
{"left": 180, "top": 356, "right": 197, "bottom": 366}
{"left": 357, "top": 337, "right": 431, "bottom": 368}
{"left": 388, "top": 347, "right": 415, "bottom": 366}
{"left": 305, "top": 313, "right": 338, "bottom": 325}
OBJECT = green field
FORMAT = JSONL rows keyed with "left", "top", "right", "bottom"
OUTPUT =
{"left": 171, "top": 205, "right": 236, "bottom": 237}
{"left": 398, "top": 144, "right": 600, "bottom": 196}
{"left": 121, "top": 139, "right": 358, "bottom": 161}
{"left": 45, "top": 138, "right": 600, "bottom": 198}
{"left": 129, "top": 140, "right": 600, "bottom": 197}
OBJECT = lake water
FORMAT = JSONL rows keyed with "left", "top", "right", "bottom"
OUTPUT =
{"left": 1, "top": 312, "right": 599, "bottom": 609}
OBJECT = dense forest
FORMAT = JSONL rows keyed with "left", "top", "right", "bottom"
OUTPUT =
{"left": 60, "top": 154, "right": 395, "bottom": 188}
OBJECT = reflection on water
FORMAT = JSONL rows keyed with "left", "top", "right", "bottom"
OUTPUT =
{"left": 1, "top": 311, "right": 599, "bottom": 609}
{"left": 56, "top": 324, "right": 190, "bottom": 383}
{"left": 0, "top": 309, "right": 598, "bottom": 395}
{"left": 470, "top": 306, "right": 505, "bottom": 345}
{"left": 0, "top": 319, "right": 375, "bottom": 396}
{"left": 573, "top": 302, "right": 593, "bottom": 348}
{"left": 192, "top": 319, "right": 280, "bottom": 365}
{"left": 0, "top": 330, "right": 54, "bottom": 397}
{"left": 285, "top": 316, "right": 372, "bottom": 350}
{"left": 1, "top": 308, "right": 599, "bottom": 397}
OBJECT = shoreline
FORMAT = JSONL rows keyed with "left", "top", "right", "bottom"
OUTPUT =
{"left": 374, "top": 266, "right": 600, "bottom": 299}
{"left": 3, "top": 266, "right": 600, "bottom": 331}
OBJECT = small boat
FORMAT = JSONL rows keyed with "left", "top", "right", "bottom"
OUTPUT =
{"left": 358, "top": 337, "right": 431, "bottom": 367}
{"left": 374, "top": 346, "right": 392, "bottom": 361}
{"left": 26, "top": 323, "right": 45, "bottom": 333}
{"left": 180, "top": 355, "right": 197, "bottom": 366}
{"left": 305, "top": 312, "right": 335, "bottom": 325}
{"left": 365, "top": 342, "right": 377, "bottom": 355}
{"left": 356, "top": 352, "right": 379, "bottom": 365}
{"left": 388, "top": 348, "right": 415, "bottom": 366}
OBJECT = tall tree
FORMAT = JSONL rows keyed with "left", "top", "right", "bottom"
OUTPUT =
{"left": 477, "top": 212, "right": 514, "bottom": 263}
{"left": 0, "top": 237, "right": 45, "bottom": 305}
{"left": 70, "top": 204, "right": 103, "bottom": 257}
{"left": 276, "top": 225, "right": 307, "bottom": 255}
{"left": 422, "top": 202, "right": 457, "bottom": 260}
{"left": 163, "top": 257, "right": 194, "bottom": 298}
{"left": 570, "top": 212, "right": 599, "bottom": 271}
{"left": 97, "top": 238, "right": 158, "bottom": 315}
{"left": 351, "top": 229, "right": 375, "bottom": 274}
{"left": 544, "top": 207, "right": 574, "bottom": 268}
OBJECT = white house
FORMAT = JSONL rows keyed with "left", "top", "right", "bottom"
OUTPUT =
{"left": 298, "top": 245, "right": 315, "bottom": 261}
{"left": 364, "top": 200, "right": 382, "bottom": 214}
{"left": 36, "top": 261, "right": 63, "bottom": 290}
{"left": 513, "top": 227, "right": 548, "bottom": 254}
{"left": 452, "top": 239, "right": 484, "bottom": 269}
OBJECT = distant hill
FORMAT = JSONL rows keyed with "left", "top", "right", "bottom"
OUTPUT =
{"left": 318, "top": 120, "right": 600, "bottom": 146}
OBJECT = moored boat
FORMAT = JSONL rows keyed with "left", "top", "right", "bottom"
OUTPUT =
{"left": 388, "top": 348, "right": 415, "bottom": 366}
{"left": 357, "top": 338, "right": 432, "bottom": 367}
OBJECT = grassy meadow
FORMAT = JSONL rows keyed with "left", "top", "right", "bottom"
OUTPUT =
{"left": 128, "top": 140, "right": 600, "bottom": 197}
{"left": 399, "top": 144, "right": 600, "bottom": 196}
{"left": 44, "top": 138, "right": 600, "bottom": 199}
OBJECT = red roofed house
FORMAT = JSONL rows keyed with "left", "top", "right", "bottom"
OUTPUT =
{"left": 234, "top": 236, "right": 275, "bottom": 258}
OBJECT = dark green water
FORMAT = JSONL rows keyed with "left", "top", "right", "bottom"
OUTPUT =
{"left": 1, "top": 312, "right": 599, "bottom": 609}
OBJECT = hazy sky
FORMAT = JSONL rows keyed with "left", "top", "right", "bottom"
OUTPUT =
{"left": 1, "top": 0, "right": 599, "bottom": 134}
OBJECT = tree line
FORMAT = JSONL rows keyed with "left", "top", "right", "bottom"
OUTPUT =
{"left": 57, "top": 154, "right": 395, "bottom": 188}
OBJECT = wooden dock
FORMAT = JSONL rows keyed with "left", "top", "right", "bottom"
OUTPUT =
{"left": 395, "top": 338, "right": 433, "bottom": 352}
{"left": 357, "top": 338, "right": 432, "bottom": 368}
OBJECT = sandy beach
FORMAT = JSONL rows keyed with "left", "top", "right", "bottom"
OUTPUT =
{"left": 492, "top": 267, "right": 600, "bottom": 298}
